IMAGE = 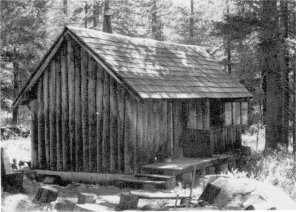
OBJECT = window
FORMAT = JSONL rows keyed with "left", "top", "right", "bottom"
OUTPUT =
{"left": 224, "top": 101, "right": 248, "bottom": 126}
{"left": 187, "top": 100, "right": 209, "bottom": 130}
{"left": 225, "top": 102, "right": 232, "bottom": 126}
{"left": 241, "top": 102, "right": 248, "bottom": 125}
{"left": 233, "top": 102, "right": 241, "bottom": 125}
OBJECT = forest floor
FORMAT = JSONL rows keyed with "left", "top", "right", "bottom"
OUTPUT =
{"left": 1, "top": 137, "right": 202, "bottom": 212}
{"left": 2, "top": 176, "right": 198, "bottom": 212}
{"left": 2, "top": 132, "right": 295, "bottom": 211}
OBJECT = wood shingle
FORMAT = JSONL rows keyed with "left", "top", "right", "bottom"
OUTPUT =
{"left": 68, "top": 26, "right": 252, "bottom": 99}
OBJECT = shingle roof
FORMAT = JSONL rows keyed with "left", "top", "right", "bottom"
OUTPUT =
{"left": 68, "top": 26, "right": 251, "bottom": 99}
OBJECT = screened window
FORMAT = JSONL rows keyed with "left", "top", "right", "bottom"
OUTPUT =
{"left": 225, "top": 102, "right": 232, "bottom": 126}
{"left": 187, "top": 101, "right": 209, "bottom": 130}
{"left": 241, "top": 102, "right": 248, "bottom": 125}
{"left": 233, "top": 102, "right": 241, "bottom": 125}
{"left": 224, "top": 101, "right": 248, "bottom": 126}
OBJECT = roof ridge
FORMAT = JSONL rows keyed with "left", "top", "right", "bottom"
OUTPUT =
{"left": 66, "top": 25, "right": 211, "bottom": 53}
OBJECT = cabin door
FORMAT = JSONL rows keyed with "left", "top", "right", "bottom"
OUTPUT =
{"left": 181, "top": 99, "right": 212, "bottom": 158}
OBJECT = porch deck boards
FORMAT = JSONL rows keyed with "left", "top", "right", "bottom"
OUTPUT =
{"left": 141, "top": 155, "right": 232, "bottom": 175}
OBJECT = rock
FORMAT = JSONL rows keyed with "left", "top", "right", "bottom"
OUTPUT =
{"left": 118, "top": 192, "right": 139, "bottom": 210}
{"left": 77, "top": 192, "right": 97, "bottom": 204}
{"left": 141, "top": 205, "right": 153, "bottom": 211}
{"left": 33, "top": 185, "right": 58, "bottom": 203}
{"left": 210, "top": 177, "right": 296, "bottom": 210}
{"left": 202, "top": 174, "right": 229, "bottom": 188}
{"left": 198, "top": 183, "right": 221, "bottom": 204}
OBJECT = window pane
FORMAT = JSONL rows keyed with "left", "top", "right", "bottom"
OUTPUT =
{"left": 225, "top": 102, "right": 232, "bottom": 125}
{"left": 241, "top": 102, "right": 248, "bottom": 125}
{"left": 233, "top": 102, "right": 241, "bottom": 125}
{"left": 187, "top": 104, "right": 196, "bottom": 129}
{"left": 187, "top": 101, "right": 209, "bottom": 130}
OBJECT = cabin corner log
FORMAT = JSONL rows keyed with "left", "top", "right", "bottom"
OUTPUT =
{"left": 30, "top": 100, "right": 38, "bottom": 169}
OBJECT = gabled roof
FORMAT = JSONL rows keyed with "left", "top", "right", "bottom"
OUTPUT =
{"left": 14, "top": 26, "right": 252, "bottom": 106}
{"left": 68, "top": 26, "right": 252, "bottom": 98}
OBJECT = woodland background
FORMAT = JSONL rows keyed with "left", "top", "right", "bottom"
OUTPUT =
{"left": 1, "top": 0, "right": 296, "bottom": 152}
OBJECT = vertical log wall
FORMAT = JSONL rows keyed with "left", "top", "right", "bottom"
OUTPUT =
{"left": 32, "top": 37, "right": 184, "bottom": 173}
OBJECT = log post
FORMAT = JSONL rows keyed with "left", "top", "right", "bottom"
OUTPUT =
{"left": 43, "top": 69, "right": 50, "bottom": 169}
{"left": 96, "top": 65, "right": 104, "bottom": 172}
{"left": 110, "top": 78, "right": 118, "bottom": 172}
{"left": 117, "top": 86, "right": 125, "bottom": 173}
{"left": 49, "top": 60, "right": 57, "bottom": 170}
{"left": 81, "top": 48, "right": 89, "bottom": 172}
{"left": 74, "top": 43, "right": 83, "bottom": 172}
{"left": 102, "top": 71, "right": 110, "bottom": 172}
{"left": 38, "top": 78, "right": 46, "bottom": 169}
{"left": 61, "top": 42, "right": 70, "bottom": 170}
{"left": 88, "top": 57, "right": 97, "bottom": 172}
{"left": 124, "top": 94, "right": 132, "bottom": 173}
{"left": 68, "top": 39, "right": 76, "bottom": 171}
{"left": 30, "top": 100, "right": 38, "bottom": 169}
{"left": 55, "top": 53, "right": 63, "bottom": 171}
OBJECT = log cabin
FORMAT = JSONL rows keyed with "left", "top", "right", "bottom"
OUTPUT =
{"left": 13, "top": 26, "right": 252, "bottom": 174}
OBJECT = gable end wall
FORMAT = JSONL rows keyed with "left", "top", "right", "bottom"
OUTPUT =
{"left": 30, "top": 36, "right": 186, "bottom": 173}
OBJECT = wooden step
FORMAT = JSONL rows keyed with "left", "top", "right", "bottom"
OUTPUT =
{"left": 119, "top": 178, "right": 166, "bottom": 185}
{"left": 141, "top": 166, "right": 180, "bottom": 176}
{"left": 117, "top": 177, "right": 166, "bottom": 190}
{"left": 135, "top": 173, "right": 176, "bottom": 189}
{"left": 130, "top": 191, "right": 189, "bottom": 200}
{"left": 135, "top": 173, "right": 174, "bottom": 179}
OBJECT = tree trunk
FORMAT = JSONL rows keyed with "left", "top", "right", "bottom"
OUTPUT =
{"left": 225, "top": 0, "right": 231, "bottom": 74}
{"left": 103, "top": 0, "right": 112, "bottom": 33}
{"left": 12, "top": 61, "right": 19, "bottom": 125}
{"left": 261, "top": 0, "right": 282, "bottom": 150}
{"left": 292, "top": 60, "right": 296, "bottom": 154}
{"left": 84, "top": 3, "right": 88, "bottom": 28}
{"left": 93, "top": 3, "right": 99, "bottom": 28}
{"left": 293, "top": 8, "right": 296, "bottom": 154}
{"left": 63, "top": 0, "right": 67, "bottom": 16}
{"left": 190, "top": 0, "right": 194, "bottom": 38}
{"left": 151, "top": 0, "right": 163, "bottom": 41}
{"left": 280, "top": 0, "right": 289, "bottom": 147}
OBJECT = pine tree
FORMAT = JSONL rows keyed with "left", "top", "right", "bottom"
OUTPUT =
{"left": 0, "top": 0, "right": 48, "bottom": 124}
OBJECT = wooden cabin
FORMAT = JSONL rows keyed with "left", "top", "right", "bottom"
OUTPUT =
{"left": 13, "top": 26, "right": 252, "bottom": 174}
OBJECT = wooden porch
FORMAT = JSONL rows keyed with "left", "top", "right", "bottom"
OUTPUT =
{"left": 140, "top": 155, "right": 234, "bottom": 176}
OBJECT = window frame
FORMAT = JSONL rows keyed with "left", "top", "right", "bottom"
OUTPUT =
{"left": 224, "top": 101, "right": 248, "bottom": 126}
